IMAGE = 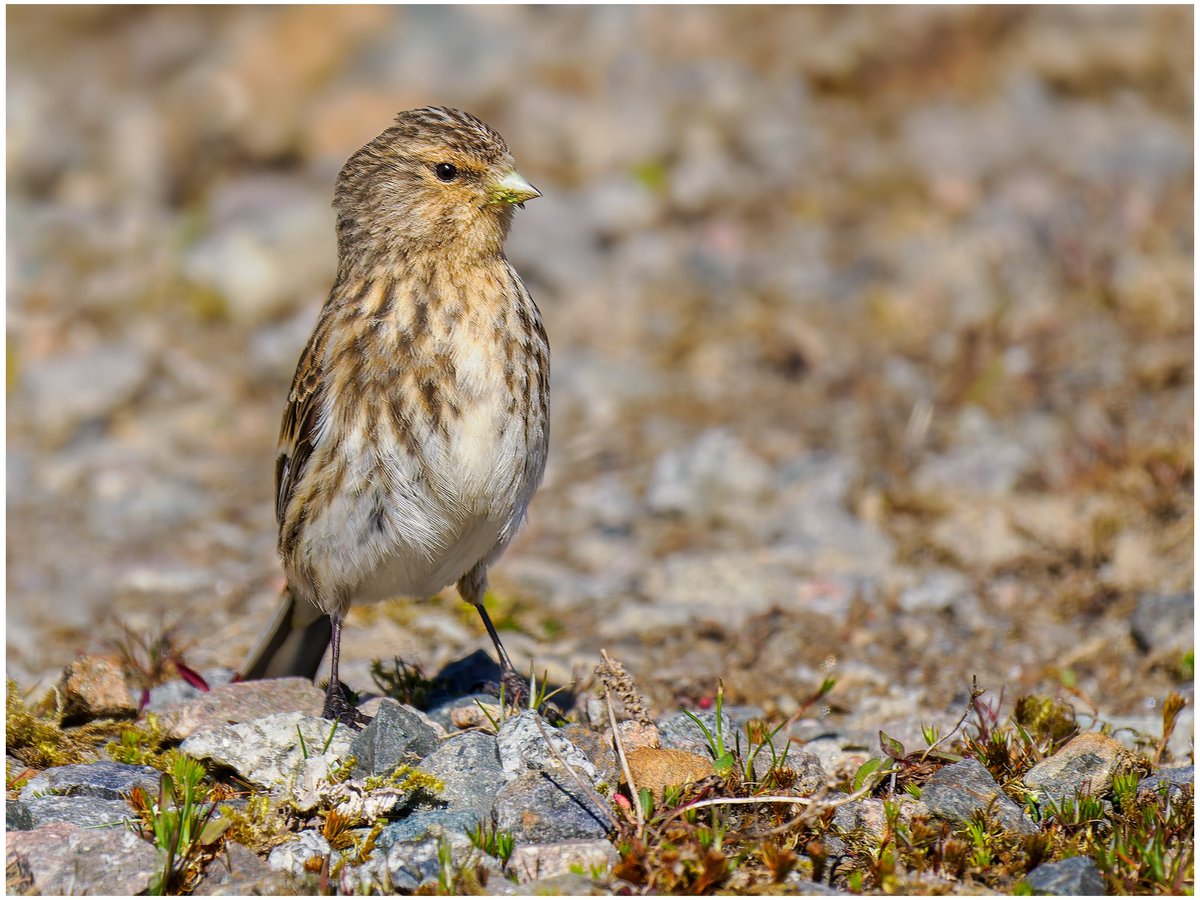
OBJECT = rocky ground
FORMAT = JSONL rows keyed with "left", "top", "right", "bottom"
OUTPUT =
{"left": 5, "top": 6, "right": 1194, "bottom": 896}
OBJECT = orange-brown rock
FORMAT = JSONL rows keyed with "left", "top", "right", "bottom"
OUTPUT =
{"left": 624, "top": 747, "right": 715, "bottom": 802}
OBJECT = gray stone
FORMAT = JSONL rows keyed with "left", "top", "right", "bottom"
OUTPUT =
{"left": 267, "top": 829, "right": 337, "bottom": 878}
{"left": 756, "top": 749, "right": 826, "bottom": 795}
{"left": 5, "top": 821, "right": 159, "bottom": 895}
{"left": 497, "top": 710, "right": 598, "bottom": 783}
{"left": 1024, "top": 856, "right": 1107, "bottom": 895}
{"left": 161, "top": 678, "right": 326, "bottom": 740}
{"left": 1130, "top": 591, "right": 1193, "bottom": 655}
{"left": 180, "top": 712, "right": 353, "bottom": 790}
{"left": 20, "top": 761, "right": 160, "bottom": 802}
{"left": 508, "top": 839, "right": 618, "bottom": 883}
{"left": 418, "top": 731, "right": 506, "bottom": 814}
{"left": 376, "top": 808, "right": 485, "bottom": 847}
{"left": 560, "top": 724, "right": 621, "bottom": 793}
{"left": 922, "top": 758, "right": 1038, "bottom": 835}
{"left": 833, "top": 798, "right": 929, "bottom": 842}
{"left": 494, "top": 771, "right": 613, "bottom": 843}
{"left": 1023, "top": 733, "right": 1135, "bottom": 805}
{"left": 145, "top": 668, "right": 236, "bottom": 712}
{"left": 194, "top": 842, "right": 300, "bottom": 896}
{"left": 424, "top": 691, "right": 500, "bottom": 730}
{"left": 657, "top": 709, "right": 736, "bottom": 758}
{"left": 1137, "top": 766, "right": 1194, "bottom": 799}
{"left": 6, "top": 800, "right": 34, "bottom": 831}
{"left": 378, "top": 827, "right": 479, "bottom": 893}
{"left": 8, "top": 795, "right": 134, "bottom": 830}
{"left": 350, "top": 699, "right": 440, "bottom": 777}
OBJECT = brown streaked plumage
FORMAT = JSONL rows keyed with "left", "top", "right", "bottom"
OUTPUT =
{"left": 239, "top": 107, "right": 548, "bottom": 725}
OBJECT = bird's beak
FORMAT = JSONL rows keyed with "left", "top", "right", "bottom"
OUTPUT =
{"left": 489, "top": 170, "right": 541, "bottom": 207}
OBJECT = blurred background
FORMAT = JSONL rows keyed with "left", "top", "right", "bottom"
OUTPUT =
{"left": 6, "top": 7, "right": 1193, "bottom": 748}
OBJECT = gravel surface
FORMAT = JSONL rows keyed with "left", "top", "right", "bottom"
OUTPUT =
{"left": 6, "top": 12, "right": 1193, "bottom": 891}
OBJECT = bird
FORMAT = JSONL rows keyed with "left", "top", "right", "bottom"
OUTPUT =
{"left": 238, "top": 106, "right": 549, "bottom": 725}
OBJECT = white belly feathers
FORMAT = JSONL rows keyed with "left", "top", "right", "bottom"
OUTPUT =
{"left": 295, "top": 343, "right": 531, "bottom": 609}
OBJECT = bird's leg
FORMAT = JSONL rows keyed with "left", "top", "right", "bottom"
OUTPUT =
{"left": 473, "top": 601, "right": 527, "bottom": 704}
{"left": 459, "top": 566, "right": 527, "bottom": 706}
{"left": 322, "top": 613, "right": 365, "bottom": 728}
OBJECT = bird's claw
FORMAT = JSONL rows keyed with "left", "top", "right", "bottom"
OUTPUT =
{"left": 322, "top": 681, "right": 368, "bottom": 730}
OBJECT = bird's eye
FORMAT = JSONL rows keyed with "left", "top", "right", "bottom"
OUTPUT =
{"left": 434, "top": 163, "right": 458, "bottom": 182}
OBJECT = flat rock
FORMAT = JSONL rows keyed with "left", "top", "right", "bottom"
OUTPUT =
{"left": 416, "top": 731, "right": 505, "bottom": 815}
{"left": 922, "top": 758, "right": 1038, "bottom": 835}
{"left": 5, "top": 821, "right": 159, "bottom": 895}
{"left": 146, "top": 669, "right": 236, "bottom": 712}
{"left": 350, "top": 699, "right": 440, "bottom": 777}
{"left": 1024, "top": 855, "right": 1107, "bottom": 895}
{"left": 193, "top": 842, "right": 300, "bottom": 896}
{"left": 494, "top": 770, "right": 614, "bottom": 843}
{"left": 180, "top": 712, "right": 353, "bottom": 790}
{"left": 20, "top": 761, "right": 160, "bottom": 802}
{"left": 509, "top": 839, "right": 618, "bottom": 884}
{"left": 497, "top": 710, "right": 598, "bottom": 783}
{"left": 1024, "top": 733, "right": 1140, "bottom": 804}
{"left": 160, "top": 678, "right": 325, "bottom": 740}
{"left": 7, "top": 795, "right": 134, "bottom": 830}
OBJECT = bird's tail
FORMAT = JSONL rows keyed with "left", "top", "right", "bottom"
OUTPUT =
{"left": 238, "top": 585, "right": 331, "bottom": 681}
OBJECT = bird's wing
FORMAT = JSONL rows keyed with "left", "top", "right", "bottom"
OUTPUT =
{"left": 275, "top": 327, "right": 327, "bottom": 527}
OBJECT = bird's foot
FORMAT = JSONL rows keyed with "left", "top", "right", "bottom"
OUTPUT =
{"left": 494, "top": 666, "right": 528, "bottom": 709}
{"left": 321, "top": 680, "right": 367, "bottom": 730}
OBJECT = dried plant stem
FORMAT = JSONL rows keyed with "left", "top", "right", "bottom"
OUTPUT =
{"left": 650, "top": 782, "right": 875, "bottom": 843}
{"left": 601, "top": 665, "right": 644, "bottom": 832}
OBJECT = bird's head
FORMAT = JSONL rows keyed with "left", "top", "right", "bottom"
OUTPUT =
{"left": 334, "top": 107, "right": 539, "bottom": 272}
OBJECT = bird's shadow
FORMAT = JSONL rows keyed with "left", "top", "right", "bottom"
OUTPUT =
{"left": 372, "top": 648, "right": 576, "bottom": 721}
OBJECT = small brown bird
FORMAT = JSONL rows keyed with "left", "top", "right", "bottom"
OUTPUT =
{"left": 239, "top": 107, "right": 549, "bottom": 724}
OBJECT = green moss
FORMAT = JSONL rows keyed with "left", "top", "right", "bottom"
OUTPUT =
{"left": 104, "top": 713, "right": 193, "bottom": 774}
{"left": 217, "top": 793, "right": 295, "bottom": 855}
{"left": 5, "top": 679, "right": 99, "bottom": 767}
{"left": 362, "top": 764, "right": 444, "bottom": 797}
{"left": 1012, "top": 695, "right": 1078, "bottom": 749}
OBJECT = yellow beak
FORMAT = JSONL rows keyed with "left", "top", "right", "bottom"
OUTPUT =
{"left": 489, "top": 170, "right": 541, "bottom": 206}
